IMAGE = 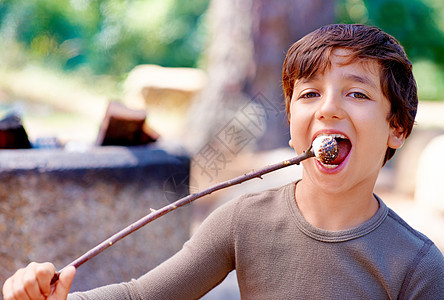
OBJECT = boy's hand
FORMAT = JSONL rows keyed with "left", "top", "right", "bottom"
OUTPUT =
{"left": 2, "top": 262, "right": 76, "bottom": 300}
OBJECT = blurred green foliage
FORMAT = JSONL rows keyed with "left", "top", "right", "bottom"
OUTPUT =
{"left": 0, "top": 0, "right": 443, "bottom": 100}
{"left": 0, "top": 0, "right": 209, "bottom": 76}
{"left": 337, "top": 0, "right": 444, "bottom": 100}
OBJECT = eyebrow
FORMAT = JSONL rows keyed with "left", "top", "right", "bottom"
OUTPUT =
{"left": 294, "top": 73, "right": 379, "bottom": 89}
{"left": 343, "top": 74, "right": 378, "bottom": 89}
{"left": 294, "top": 76, "right": 318, "bottom": 86}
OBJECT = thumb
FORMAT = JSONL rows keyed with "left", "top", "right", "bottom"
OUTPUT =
{"left": 50, "top": 266, "right": 76, "bottom": 300}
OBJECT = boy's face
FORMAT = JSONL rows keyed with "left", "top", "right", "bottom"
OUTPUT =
{"left": 289, "top": 49, "right": 405, "bottom": 194}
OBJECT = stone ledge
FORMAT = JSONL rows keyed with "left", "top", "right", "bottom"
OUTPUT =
{"left": 0, "top": 145, "right": 191, "bottom": 292}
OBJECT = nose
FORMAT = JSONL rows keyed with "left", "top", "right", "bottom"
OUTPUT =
{"left": 315, "top": 89, "right": 345, "bottom": 120}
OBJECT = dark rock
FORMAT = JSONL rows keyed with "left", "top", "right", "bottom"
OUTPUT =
{"left": 0, "top": 113, "right": 31, "bottom": 149}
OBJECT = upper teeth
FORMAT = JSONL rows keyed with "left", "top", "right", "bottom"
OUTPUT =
{"left": 316, "top": 133, "right": 347, "bottom": 139}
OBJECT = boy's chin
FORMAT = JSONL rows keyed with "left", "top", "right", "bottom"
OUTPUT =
{"left": 303, "top": 174, "right": 348, "bottom": 195}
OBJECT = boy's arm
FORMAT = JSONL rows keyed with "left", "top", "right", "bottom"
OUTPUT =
{"left": 69, "top": 198, "right": 237, "bottom": 300}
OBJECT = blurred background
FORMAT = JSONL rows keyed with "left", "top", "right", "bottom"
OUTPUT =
{"left": 0, "top": 0, "right": 443, "bottom": 296}
{"left": 0, "top": 0, "right": 443, "bottom": 143}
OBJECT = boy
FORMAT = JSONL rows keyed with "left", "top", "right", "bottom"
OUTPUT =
{"left": 4, "top": 24, "right": 444, "bottom": 299}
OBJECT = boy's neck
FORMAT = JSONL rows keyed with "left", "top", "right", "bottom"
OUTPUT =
{"left": 294, "top": 179, "right": 379, "bottom": 231}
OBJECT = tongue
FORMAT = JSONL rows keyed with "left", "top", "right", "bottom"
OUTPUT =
{"left": 330, "top": 139, "right": 351, "bottom": 165}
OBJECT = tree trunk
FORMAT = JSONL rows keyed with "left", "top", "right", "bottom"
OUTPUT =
{"left": 187, "top": 0, "right": 336, "bottom": 153}
{"left": 248, "top": 0, "right": 336, "bottom": 150}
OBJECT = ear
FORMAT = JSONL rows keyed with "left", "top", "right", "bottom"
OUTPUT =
{"left": 388, "top": 126, "right": 406, "bottom": 149}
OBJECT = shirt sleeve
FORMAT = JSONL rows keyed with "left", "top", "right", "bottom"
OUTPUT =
{"left": 402, "top": 242, "right": 444, "bottom": 299}
{"left": 68, "top": 199, "right": 237, "bottom": 300}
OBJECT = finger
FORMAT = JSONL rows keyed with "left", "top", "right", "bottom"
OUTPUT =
{"left": 22, "top": 264, "right": 45, "bottom": 300}
{"left": 3, "top": 275, "right": 14, "bottom": 300}
{"left": 11, "top": 268, "right": 31, "bottom": 300}
{"left": 50, "top": 266, "right": 76, "bottom": 300}
{"left": 34, "top": 262, "right": 56, "bottom": 297}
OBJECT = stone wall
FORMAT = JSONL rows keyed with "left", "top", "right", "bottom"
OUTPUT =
{"left": 0, "top": 145, "right": 191, "bottom": 292}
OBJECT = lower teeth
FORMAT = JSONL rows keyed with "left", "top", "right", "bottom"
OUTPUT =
{"left": 320, "top": 161, "right": 338, "bottom": 168}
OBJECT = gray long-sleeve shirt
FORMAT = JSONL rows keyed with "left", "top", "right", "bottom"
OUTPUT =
{"left": 69, "top": 182, "right": 444, "bottom": 299}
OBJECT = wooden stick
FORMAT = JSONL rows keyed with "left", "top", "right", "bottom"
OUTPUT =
{"left": 51, "top": 146, "right": 315, "bottom": 284}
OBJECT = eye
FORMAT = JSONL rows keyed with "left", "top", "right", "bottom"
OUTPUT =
{"left": 348, "top": 92, "right": 369, "bottom": 100}
{"left": 300, "top": 91, "right": 320, "bottom": 99}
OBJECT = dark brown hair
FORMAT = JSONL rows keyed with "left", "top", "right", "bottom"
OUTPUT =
{"left": 282, "top": 24, "right": 418, "bottom": 164}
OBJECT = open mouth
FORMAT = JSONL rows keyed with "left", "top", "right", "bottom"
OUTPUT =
{"left": 315, "top": 134, "right": 352, "bottom": 168}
